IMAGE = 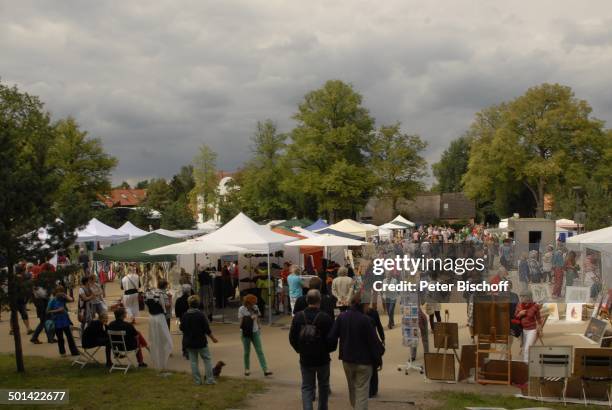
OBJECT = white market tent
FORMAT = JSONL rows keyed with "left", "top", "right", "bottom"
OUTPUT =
{"left": 118, "top": 221, "right": 148, "bottom": 239}
{"left": 145, "top": 239, "right": 247, "bottom": 255}
{"left": 566, "top": 226, "right": 612, "bottom": 254}
{"left": 285, "top": 233, "right": 365, "bottom": 248}
{"left": 556, "top": 218, "right": 583, "bottom": 230}
{"left": 148, "top": 212, "right": 296, "bottom": 324}
{"left": 196, "top": 218, "right": 220, "bottom": 233}
{"left": 390, "top": 215, "right": 415, "bottom": 227}
{"left": 318, "top": 219, "right": 378, "bottom": 238}
{"left": 152, "top": 229, "right": 206, "bottom": 239}
{"left": 76, "top": 218, "right": 129, "bottom": 243}
{"left": 380, "top": 222, "right": 406, "bottom": 230}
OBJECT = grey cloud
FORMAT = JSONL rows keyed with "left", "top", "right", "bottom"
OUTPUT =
{"left": 1, "top": 0, "right": 612, "bottom": 184}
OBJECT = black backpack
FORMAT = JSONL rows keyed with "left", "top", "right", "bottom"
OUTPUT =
{"left": 299, "top": 311, "right": 322, "bottom": 350}
{"left": 241, "top": 313, "right": 254, "bottom": 339}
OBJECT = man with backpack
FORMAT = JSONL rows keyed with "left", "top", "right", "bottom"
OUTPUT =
{"left": 289, "top": 290, "right": 335, "bottom": 410}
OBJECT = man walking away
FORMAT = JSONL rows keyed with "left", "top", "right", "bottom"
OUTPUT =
{"left": 328, "top": 294, "right": 384, "bottom": 410}
{"left": 293, "top": 277, "right": 336, "bottom": 320}
{"left": 181, "top": 295, "right": 219, "bottom": 385}
{"left": 290, "top": 290, "right": 335, "bottom": 410}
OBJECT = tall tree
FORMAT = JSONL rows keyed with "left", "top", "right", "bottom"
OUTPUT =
{"left": 0, "top": 82, "right": 116, "bottom": 372}
{"left": 238, "top": 120, "right": 290, "bottom": 220}
{"left": 49, "top": 117, "right": 117, "bottom": 230}
{"left": 160, "top": 200, "right": 195, "bottom": 230}
{"left": 463, "top": 84, "right": 608, "bottom": 218}
{"left": 370, "top": 123, "right": 428, "bottom": 213}
{"left": 432, "top": 135, "right": 471, "bottom": 193}
{"left": 143, "top": 178, "right": 172, "bottom": 211}
{"left": 191, "top": 144, "right": 218, "bottom": 221}
{"left": 285, "top": 80, "right": 376, "bottom": 221}
{"left": 170, "top": 165, "right": 195, "bottom": 202}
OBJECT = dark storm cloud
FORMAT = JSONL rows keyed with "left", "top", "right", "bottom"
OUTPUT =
{"left": 1, "top": 0, "right": 612, "bottom": 184}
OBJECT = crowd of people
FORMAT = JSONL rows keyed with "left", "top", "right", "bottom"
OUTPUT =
{"left": 3, "top": 222, "right": 604, "bottom": 410}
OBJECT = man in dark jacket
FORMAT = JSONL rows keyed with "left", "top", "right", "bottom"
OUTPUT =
{"left": 293, "top": 277, "right": 336, "bottom": 320}
{"left": 180, "top": 295, "right": 218, "bottom": 385}
{"left": 82, "top": 312, "right": 111, "bottom": 367}
{"left": 289, "top": 290, "right": 334, "bottom": 410}
{"left": 328, "top": 294, "right": 384, "bottom": 410}
{"left": 108, "top": 307, "right": 147, "bottom": 367}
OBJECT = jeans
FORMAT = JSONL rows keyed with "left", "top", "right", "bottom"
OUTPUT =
{"left": 242, "top": 331, "right": 268, "bottom": 372}
{"left": 300, "top": 363, "right": 330, "bottom": 410}
{"left": 342, "top": 362, "right": 372, "bottom": 410}
{"left": 31, "top": 318, "right": 54, "bottom": 343}
{"left": 55, "top": 327, "right": 78, "bottom": 356}
{"left": 384, "top": 300, "right": 396, "bottom": 327}
{"left": 187, "top": 347, "right": 215, "bottom": 385}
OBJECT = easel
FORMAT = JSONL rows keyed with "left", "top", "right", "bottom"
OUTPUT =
{"left": 474, "top": 297, "right": 512, "bottom": 385}
{"left": 433, "top": 311, "right": 459, "bottom": 382}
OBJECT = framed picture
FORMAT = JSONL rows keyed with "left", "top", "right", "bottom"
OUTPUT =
{"left": 529, "top": 283, "right": 550, "bottom": 303}
{"left": 542, "top": 303, "right": 559, "bottom": 321}
{"left": 565, "top": 286, "right": 590, "bottom": 303}
{"left": 565, "top": 303, "right": 583, "bottom": 322}
{"left": 583, "top": 317, "right": 608, "bottom": 344}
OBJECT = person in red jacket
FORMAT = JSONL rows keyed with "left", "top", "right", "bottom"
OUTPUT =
{"left": 514, "top": 291, "right": 541, "bottom": 362}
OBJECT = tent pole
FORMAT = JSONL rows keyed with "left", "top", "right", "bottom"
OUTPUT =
{"left": 267, "top": 248, "right": 272, "bottom": 325}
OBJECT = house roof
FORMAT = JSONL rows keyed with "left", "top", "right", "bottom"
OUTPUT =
{"left": 99, "top": 189, "right": 147, "bottom": 207}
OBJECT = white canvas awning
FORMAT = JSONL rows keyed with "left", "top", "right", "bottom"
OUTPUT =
{"left": 566, "top": 226, "right": 612, "bottom": 254}
{"left": 76, "top": 218, "right": 129, "bottom": 243}
{"left": 145, "top": 239, "right": 247, "bottom": 255}
{"left": 389, "top": 215, "right": 415, "bottom": 227}
{"left": 118, "top": 221, "right": 148, "bottom": 239}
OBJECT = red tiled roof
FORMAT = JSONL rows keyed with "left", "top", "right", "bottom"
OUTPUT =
{"left": 99, "top": 189, "right": 147, "bottom": 207}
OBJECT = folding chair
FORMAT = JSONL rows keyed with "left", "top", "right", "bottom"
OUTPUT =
{"left": 579, "top": 355, "right": 612, "bottom": 406}
{"left": 107, "top": 330, "right": 138, "bottom": 374}
{"left": 71, "top": 326, "right": 101, "bottom": 369}
{"left": 528, "top": 346, "right": 572, "bottom": 404}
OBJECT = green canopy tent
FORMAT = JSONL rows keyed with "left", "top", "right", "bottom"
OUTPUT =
{"left": 93, "top": 233, "right": 183, "bottom": 262}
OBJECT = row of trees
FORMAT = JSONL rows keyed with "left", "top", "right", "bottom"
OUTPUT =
{"left": 432, "top": 83, "right": 611, "bottom": 229}
{"left": 197, "top": 80, "right": 429, "bottom": 223}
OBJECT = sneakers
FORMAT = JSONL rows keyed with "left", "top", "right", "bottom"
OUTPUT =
{"left": 31, "top": 339, "right": 42, "bottom": 344}
{"left": 138, "top": 362, "right": 148, "bottom": 368}
{"left": 264, "top": 371, "right": 273, "bottom": 377}
{"left": 244, "top": 370, "right": 250, "bottom": 376}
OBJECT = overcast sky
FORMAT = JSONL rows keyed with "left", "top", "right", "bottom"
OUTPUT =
{"left": 2, "top": 1, "right": 612, "bottom": 185}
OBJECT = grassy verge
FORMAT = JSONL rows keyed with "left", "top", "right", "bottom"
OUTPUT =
{"left": 433, "top": 391, "right": 606, "bottom": 410}
{"left": 0, "top": 354, "right": 264, "bottom": 410}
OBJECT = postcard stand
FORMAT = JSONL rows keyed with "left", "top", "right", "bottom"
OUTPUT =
{"left": 397, "top": 275, "right": 424, "bottom": 375}
{"left": 473, "top": 296, "right": 512, "bottom": 385}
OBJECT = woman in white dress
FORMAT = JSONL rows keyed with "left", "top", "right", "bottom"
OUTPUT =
{"left": 145, "top": 279, "right": 173, "bottom": 370}
{"left": 121, "top": 267, "right": 141, "bottom": 323}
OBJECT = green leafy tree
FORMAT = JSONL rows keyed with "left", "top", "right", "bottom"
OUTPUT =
{"left": 160, "top": 200, "right": 195, "bottom": 229}
{"left": 0, "top": 81, "right": 115, "bottom": 372}
{"left": 217, "top": 177, "right": 243, "bottom": 224}
{"left": 191, "top": 144, "right": 218, "bottom": 221}
{"left": 432, "top": 135, "right": 471, "bottom": 193}
{"left": 143, "top": 178, "right": 172, "bottom": 211}
{"left": 170, "top": 165, "right": 195, "bottom": 202}
{"left": 49, "top": 117, "right": 117, "bottom": 230}
{"left": 239, "top": 120, "right": 291, "bottom": 220}
{"left": 284, "top": 80, "right": 376, "bottom": 221}
{"left": 135, "top": 180, "right": 149, "bottom": 189}
{"left": 464, "top": 84, "right": 606, "bottom": 218}
{"left": 370, "top": 123, "right": 427, "bottom": 213}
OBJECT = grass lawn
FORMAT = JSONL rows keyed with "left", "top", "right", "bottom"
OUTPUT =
{"left": 434, "top": 391, "right": 607, "bottom": 410}
{"left": 0, "top": 354, "right": 265, "bottom": 410}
